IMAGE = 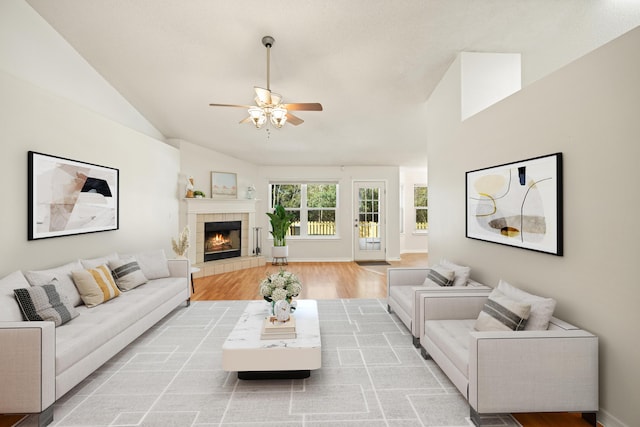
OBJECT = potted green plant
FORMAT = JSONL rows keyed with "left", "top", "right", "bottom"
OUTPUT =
{"left": 266, "top": 204, "right": 295, "bottom": 261}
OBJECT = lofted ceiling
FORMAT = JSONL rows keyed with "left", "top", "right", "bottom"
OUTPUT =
{"left": 25, "top": 0, "right": 640, "bottom": 167}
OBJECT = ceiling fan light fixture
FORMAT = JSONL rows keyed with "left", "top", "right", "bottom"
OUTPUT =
{"left": 270, "top": 107, "right": 288, "bottom": 128}
{"left": 248, "top": 106, "right": 266, "bottom": 128}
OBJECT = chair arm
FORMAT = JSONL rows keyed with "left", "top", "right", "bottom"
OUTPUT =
{"left": 0, "top": 321, "right": 56, "bottom": 414}
{"left": 468, "top": 329, "right": 599, "bottom": 414}
{"left": 387, "top": 268, "right": 431, "bottom": 297}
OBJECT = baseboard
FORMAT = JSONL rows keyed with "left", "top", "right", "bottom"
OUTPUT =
{"left": 597, "top": 408, "right": 629, "bottom": 427}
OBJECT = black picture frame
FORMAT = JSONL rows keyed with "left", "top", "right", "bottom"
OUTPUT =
{"left": 28, "top": 151, "right": 119, "bottom": 240}
{"left": 465, "top": 153, "right": 563, "bottom": 256}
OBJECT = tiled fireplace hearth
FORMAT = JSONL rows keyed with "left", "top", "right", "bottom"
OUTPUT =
{"left": 185, "top": 198, "right": 265, "bottom": 278}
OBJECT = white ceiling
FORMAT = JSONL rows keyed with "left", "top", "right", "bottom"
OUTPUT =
{"left": 25, "top": 0, "right": 640, "bottom": 167}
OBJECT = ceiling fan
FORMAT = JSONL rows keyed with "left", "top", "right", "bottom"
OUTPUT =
{"left": 209, "top": 36, "right": 323, "bottom": 129}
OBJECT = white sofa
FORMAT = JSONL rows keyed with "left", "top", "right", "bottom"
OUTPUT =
{"left": 0, "top": 251, "right": 191, "bottom": 426}
{"left": 387, "top": 267, "right": 491, "bottom": 346}
{"left": 417, "top": 290, "right": 599, "bottom": 426}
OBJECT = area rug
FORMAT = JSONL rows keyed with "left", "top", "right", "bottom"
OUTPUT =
{"left": 24, "top": 300, "right": 521, "bottom": 427}
{"left": 355, "top": 261, "right": 391, "bottom": 266}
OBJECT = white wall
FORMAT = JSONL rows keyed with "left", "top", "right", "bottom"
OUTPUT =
{"left": 426, "top": 27, "right": 640, "bottom": 427}
{"left": 0, "top": 0, "right": 180, "bottom": 276}
{"left": 400, "top": 167, "right": 429, "bottom": 254}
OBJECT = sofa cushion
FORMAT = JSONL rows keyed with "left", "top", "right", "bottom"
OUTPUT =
{"left": 425, "top": 265, "right": 455, "bottom": 287}
{"left": 439, "top": 259, "right": 471, "bottom": 286}
{"left": 497, "top": 279, "right": 557, "bottom": 330}
{"left": 475, "top": 289, "right": 530, "bottom": 331}
{"left": 71, "top": 265, "right": 121, "bottom": 307}
{"left": 109, "top": 258, "right": 148, "bottom": 291}
{"left": 54, "top": 277, "right": 186, "bottom": 375}
{"left": 80, "top": 253, "right": 119, "bottom": 270}
{"left": 24, "top": 261, "right": 84, "bottom": 307}
{"left": 0, "top": 270, "right": 31, "bottom": 321}
{"left": 14, "top": 282, "right": 79, "bottom": 327}
{"left": 425, "top": 319, "right": 476, "bottom": 377}
{"left": 133, "top": 249, "right": 170, "bottom": 280}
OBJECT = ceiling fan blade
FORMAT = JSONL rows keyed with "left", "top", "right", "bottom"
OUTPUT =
{"left": 270, "top": 92, "right": 283, "bottom": 105}
{"left": 286, "top": 113, "right": 304, "bottom": 126}
{"left": 254, "top": 87, "right": 272, "bottom": 106}
{"left": 209, "top": 103, "right": 252, "bottom": 108}
{"left": 283, "top": 103, "right": 323, "bottom": 111}
{"left": 239, "top": 117, "right": 252, "bottom": 124}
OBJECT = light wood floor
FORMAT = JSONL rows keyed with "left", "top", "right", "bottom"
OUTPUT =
{"left": 0, "top": 254, "right": 598, "bottom": 427}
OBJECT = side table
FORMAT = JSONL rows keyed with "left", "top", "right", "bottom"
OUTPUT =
{"left": 190, "top": 266, "right": 200, "bottom": 294}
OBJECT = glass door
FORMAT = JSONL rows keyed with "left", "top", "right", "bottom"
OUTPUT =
{"left": 354, "top": 181, "right": 386, "bottom": 261}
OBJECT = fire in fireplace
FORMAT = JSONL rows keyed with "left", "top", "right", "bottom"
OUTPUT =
{"left": 204, "top": 220, "right": 241, "bottom": 261}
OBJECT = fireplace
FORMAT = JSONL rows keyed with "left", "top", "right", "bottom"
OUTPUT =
{"left": 204, "top": 220, "right": 241, "bottom": 261}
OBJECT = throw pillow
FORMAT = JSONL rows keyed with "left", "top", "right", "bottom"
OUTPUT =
{"left": 132, "top": 250, "right": 170, "bottom": 280}
{"left": 24, "top": 260, "right": 84, "bottom": 307}
{"left": 497, "top": 279, "right": 557, "bottom": 330}
{"left": 426, "top": 265, "right": 455, "bottom": 287}
{"left": 14, "top": 282, "right": 79, "bottom": 327}
{"left": 475, "top": 289, "right": 531, "bottom": 331}
{"left": 80, "top": 253, "right": 120, "bottom": 270}
{"left": 0, "top": 270, "right": 32, "bottom": 321}
{"left": 109, "top": 258, "right": 148, "bottom": 291}
{"left": 71, "top": 265, "right": 121, "bottom": 308}
{"left": 439, "top": 259, "right": 471, "bottom": 286}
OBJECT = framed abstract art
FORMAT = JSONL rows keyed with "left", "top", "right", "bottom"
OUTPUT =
{"left": 465, "top": 153, "right": 563, "bottom": 256}
{"left": 28, "top": 151, "right": 119, "bottom": 240}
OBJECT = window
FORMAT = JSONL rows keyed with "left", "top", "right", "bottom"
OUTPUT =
{"left": 414, "top": 185, "right": 428, "bottom": 231}
{"left": 270, "top": 183, "right": 338, "bottom": 237}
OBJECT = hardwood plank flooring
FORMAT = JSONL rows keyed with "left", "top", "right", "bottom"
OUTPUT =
{"left": 0, "top": 254, "right": 599, "bottom": 427}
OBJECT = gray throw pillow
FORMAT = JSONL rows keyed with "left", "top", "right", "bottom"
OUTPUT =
{"left": 14, "top": 281, "right": 79, "bottom": 327}
{"left": 475, "top": 289, "right": 531, "bottom": 331}
{"left": 109, "top": 258, "right": 148, "bottom": 291}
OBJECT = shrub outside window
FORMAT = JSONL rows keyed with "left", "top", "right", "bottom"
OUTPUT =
{"left": 270, "top": 183, "right": 338, "bottom": 238}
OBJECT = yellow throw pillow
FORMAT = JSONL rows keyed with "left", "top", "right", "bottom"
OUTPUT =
{"left": 71, "top": 265, "right": 121, "bottom": 307}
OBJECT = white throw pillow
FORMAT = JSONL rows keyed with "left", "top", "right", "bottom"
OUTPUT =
{"left": 80, "top": 253, "right": 119, "bottom": 270}
{"left": 109, "top": 257, "right": 148, "bottom": 291}
{"left": 0, "top": 270, "right": 31, "bottom": 321}
{"left": 426, "top": 265, "right": 455, "bottom": 287}
{"left": 497, "top": 279, "right": 557, "bottom": 330}
{"left": 475, "top": 288, "right": 531, "bottom": 331}
{"left": 132, "top": 249, "right": 170, "bottom": 280}
{"left": 439, "top": 259, "right": 471, "bottom": 286}
{"left": 24, "top": 260, "right": 84, "bottom": 307}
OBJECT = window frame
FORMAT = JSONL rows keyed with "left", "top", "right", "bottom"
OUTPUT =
{"left": 269, "top": 182, "right": 339, "bottom": 240}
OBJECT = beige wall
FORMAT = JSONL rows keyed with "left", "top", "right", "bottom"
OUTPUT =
{"left": 0, "top": 70, "right": 180, "bottom": 276}
{"left": 426, "top": 28, "right": 640, "bottom": 427}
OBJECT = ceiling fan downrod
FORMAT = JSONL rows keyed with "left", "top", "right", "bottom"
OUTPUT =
{"left": 262, "top": 36, "right": 274, "bottom": 91}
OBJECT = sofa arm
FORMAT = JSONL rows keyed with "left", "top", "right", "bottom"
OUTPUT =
{"left": 387, "top": 268, "right": 431, "bottom": 296}
{"left": 0, "top": 321, "right": 56, "bottom": 414}
{"left": 468, "top": 329, "right": 599, "bottom": 414}
{"left": 167, "top": 258, "right": 189, "bottom": 279}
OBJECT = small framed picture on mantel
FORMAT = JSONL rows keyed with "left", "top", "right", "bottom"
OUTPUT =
{"left": 211, "top": 171, "right": 237, "bottom": 199}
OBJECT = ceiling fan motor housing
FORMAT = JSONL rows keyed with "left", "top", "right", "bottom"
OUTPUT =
{"left": 262, "top": 36, "right": 275, "bottom": 48}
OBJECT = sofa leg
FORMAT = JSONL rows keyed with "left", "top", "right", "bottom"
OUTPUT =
{"left": 412, "top": 336, "right": 420, "bottom": 347}
{"left": 582, "top": 412, "right": 597, "bottom": 427}
{"left": 387, "top": 304, "right": 392, "bottom": 314}
{"left": 186, "top": 298, "right": 191, "bottom": 307}
{"left": 38, "top": 405, "right": 54, "bottom": 427}
{"left": 420, "top": 346, "right": 431, "bottom": 360}
{"left": 469, "top": 407, "right": 482, "bottom": 426}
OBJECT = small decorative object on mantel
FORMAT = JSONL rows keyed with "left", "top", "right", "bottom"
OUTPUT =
{"left": 246, "top": 184, "right": 256, "bottom": 200}
{"left": 259, "top": 269, "right": 302, "bottom": 315}
{"left": 171, "top": 225, "right": 190, "bottom": 258}
{"left": 193, "top": 190, "right": 205, "bottom": 199}
{"left": 185, "top": 176, "right": 194, "bottom": 198}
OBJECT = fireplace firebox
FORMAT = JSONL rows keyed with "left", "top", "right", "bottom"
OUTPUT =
{"left": 204, "top": 220, "right": 241, "bottom": 261}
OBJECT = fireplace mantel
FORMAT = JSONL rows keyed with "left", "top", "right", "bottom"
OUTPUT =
{"left": 184, "top": 198, "right": 262, "bottom": 275}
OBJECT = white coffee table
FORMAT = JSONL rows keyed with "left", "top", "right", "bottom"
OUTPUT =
{"left": 222, "top": 299, "right": 322, "bottom": 379}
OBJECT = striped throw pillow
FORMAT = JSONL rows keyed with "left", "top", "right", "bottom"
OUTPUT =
{"left": 474, "top": 289, "right": 531, "bottom": 331}
{"left": 109, "top": 258, "right": 148, "bottom": 291}
{"left": 14, "top": 281, "right": 79, "bottom": 327}
{"left": 426, "top": 265, "right": 456, "bottom": 287}
{"left": 71, "top": 265, "right": 121, "bottom": 307}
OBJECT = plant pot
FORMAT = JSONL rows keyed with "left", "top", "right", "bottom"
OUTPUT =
{"left": 272, "top": 246, "right": 289, "bottom": 258}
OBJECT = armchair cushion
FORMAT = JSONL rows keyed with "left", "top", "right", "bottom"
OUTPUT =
{"left": 440, "top": 259, "right": 471, "bottom": 286}
{"left": 425, "top": 265, "right": 455, "bottom": 287}
{"left": 497, "top": 279, "right": 556, "bottom": 330}
{"left": 474, "top": 289, "right": 530, "bottom": 331}
{"left": 425, "top": 319, "right": 475, "bottom": 376}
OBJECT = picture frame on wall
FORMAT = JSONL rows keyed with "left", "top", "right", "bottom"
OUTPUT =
{"left": 465, "top": 152, "right": 563, "bottom": 256}
{"left": 211, "top": 171, "right": 237, "bottom": 198}
{"left": 28, "top": 151, "right": 119, "bottom": 240}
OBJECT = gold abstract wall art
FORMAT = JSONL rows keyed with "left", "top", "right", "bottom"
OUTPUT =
{"left": 465, "top": 153, "right": 563, "bottom": 256}
{"left": 28, "top": 151, "right": 119, "bottom": 240}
